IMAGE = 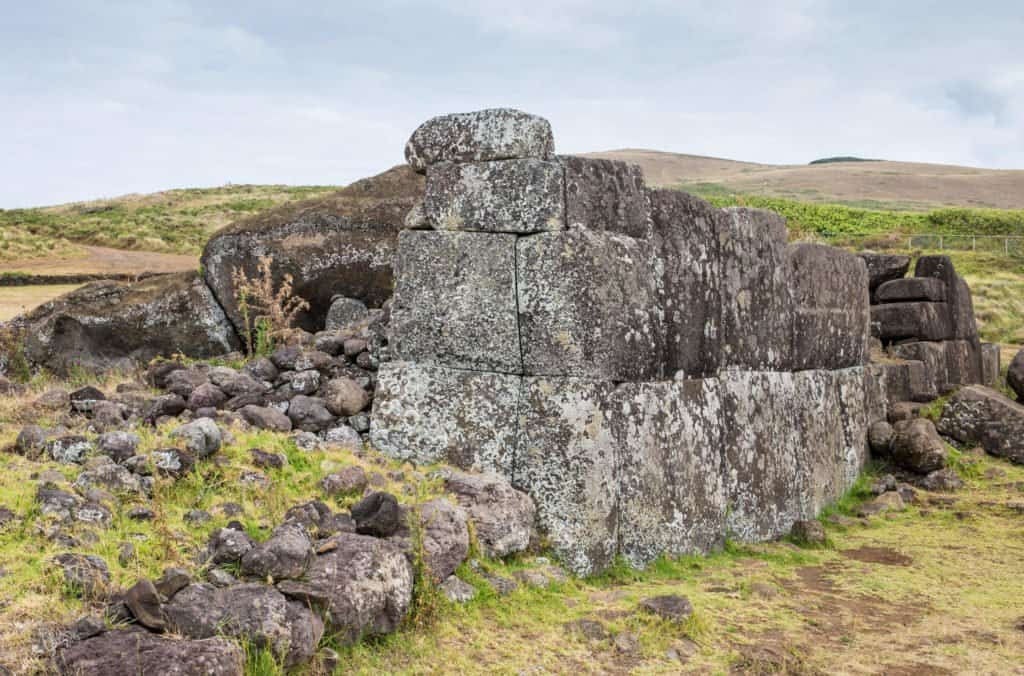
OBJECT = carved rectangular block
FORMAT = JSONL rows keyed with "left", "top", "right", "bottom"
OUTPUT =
{"left": 560, "top": 156, "right": 652, "bottom": 238}
{"left": 390, "top": 230, "right": 521, "bottom": 373}
{"left": 892, "top": 341, "right": 950, "bottom": 395}
{"left": 423, "top": 159, "right": 564, "bottom": 233}
{"left": 981, "top": 343, "right": 1000, "bottom": 387}
{"left": 369, "top": 362, "right": 521, "bottom": 477}
{"left": 517, "top": 229, "right": 666, "bottom": 381}
{"left": 870, "top": 302, "right": 953, "bottom": 342}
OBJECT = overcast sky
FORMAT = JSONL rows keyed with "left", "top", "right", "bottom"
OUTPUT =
{"left": 2, "top": 1, "right": 1022, "bottom": 207}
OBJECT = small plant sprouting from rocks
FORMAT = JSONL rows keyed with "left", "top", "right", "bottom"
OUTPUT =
{"left": 0, "top": 324, "right": 32, "bottom": 383}
{"left": 404, "top": 511, "right": 443, "bottom": 630}
{"left": 231, "top": 256, "right": 309, "bottom": 356}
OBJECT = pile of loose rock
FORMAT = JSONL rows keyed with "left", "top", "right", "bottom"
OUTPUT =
{"left": 867, "top": 404, "right": 965, "bottom": 494}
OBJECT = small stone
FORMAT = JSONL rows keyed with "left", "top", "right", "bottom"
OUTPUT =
{"left": 324, "top": 424, "right": 362, "bottom": 448}
{"left": 250, "top": 448, "right": 285, "bottom": 470}
{"left": 118, "top": 542, "right": 136, "bottom": 566}
{"left": 154, "top": 567, "right": 191, "bottom": 600}
{"left": 206, "top": 527, "right": 254, "bottom": 565}
{"left": 790, "top": 520, "right": 826, "bottom": 546}
{"left": 170, "top": 418, "right": 222, "bottom": 458}
{"left": 350, "top": 492, "right": 401, "bottom": 537}
{"left": 71, "top": 615, "right": 106, "bottom": 641}
{"left": 348, "top": 413, "right": 371, "bottom": 433}
{"left": 287, "top": 395, "right": 335, "bottom": 433}
{"left": 187, "top": 383, "right": 227, "bottom": 411}
{"left": 481, "top": 572, "right": 518, "bottom": 596}
{"left": 207, "top": 568, "right": 237, "bottom": 587}
{"left": 868, "top": 421, "right": 894, "bottom": 456}
{"left": 290, "top": 430, "right": 322, "bottom": 452}
{"left": 96, "top": 432, "right": 140, "bottom": 463}
{"left": 639, "top": 594, "right": 694, "bottom": 622}
{"left": 127, "top": 506, "right": 155, "bottom": 521}
{"left": 613, "top": 632, "right": 640, "bottom": 654}
{"left": 440, "top": 575, "right": 477, "bottom": 603}
{"left": 151, "top": 448, "right": 195, "bottom": 478}
{"left": 322, "top": 377, "right": 370, "bottom": 417}
{"left": 342, "top": 338, "right": 368, "bottom": 358}
{"left": 918, "top": 468, "right": 964, "bottom": 492}
{"left": 183, "top": 509, "right": 211, "bottom": 526}
{"left": 0, "top": 507, "right": 16, "bottom": 529}
{"left": 565, "top": 618, "right": 607, "bottom": 642}
{"left": 15, "top": 425, "right": 48, "bottom": 457}
{"left": 870, "top": 474, "right": 898, "bottom": 496}
{"left": 858, "top": 492, "right": 906, "bottom": 517}
{"left": 124, "top": 579, "right": 166, "bottom": 631}
{"left": 239, "top": 470, "right": 271, "bottom": 490}
{"left": 325, "top": 296, "right": 370, "bottom": 332}
{"left": 238, "top": 405, "right": 292, "bottom": 432}
{"left": 47, "top": 436, "right": 93, "bottom": 464}
{"left": 36, "top": 388, "right": 70, "bottom": 410}
{"left": 53, "top": 553, "right": 110, "bottom": 599}
{"left": 70, "top": 386, "right": 106, "bottom": 413}
{"left": 146, "top": 394, "right": 187, "bottom": 420}
{"left": 321, "top": 466, "right": 368, "bottom": 496}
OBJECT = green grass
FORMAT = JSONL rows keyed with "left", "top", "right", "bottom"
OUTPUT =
{"left": 0, "top": 184, "right": 339, "bottom": 261}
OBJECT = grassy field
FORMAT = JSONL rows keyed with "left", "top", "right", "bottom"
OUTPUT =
{"left": 0, "top": 184, "right": 338, "bottom": 262}
{"left": 0, "top": 370, "right": 1021, "bottom": 675}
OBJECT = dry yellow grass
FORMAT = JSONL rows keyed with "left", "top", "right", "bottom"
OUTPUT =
{"left": 0, "top": 285, "right": 82, "bottom": 321}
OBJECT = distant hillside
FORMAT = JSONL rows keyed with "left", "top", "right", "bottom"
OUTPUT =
{"left": 589, "top": 149, "right": 1024, "bottom": 211}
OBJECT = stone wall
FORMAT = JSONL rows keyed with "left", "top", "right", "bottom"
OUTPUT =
{"left": 371, "top": 108, "right": 880, "bottom": 575}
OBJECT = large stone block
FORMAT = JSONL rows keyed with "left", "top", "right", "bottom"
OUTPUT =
{"left": 943, "top": 339, "right": 982, "bottom": 386}
{"left": 833, "top": 367, "right": 870, "bottom": 489}
{"left": 876, "top": 277, "right": 946, "bottom": 303}
{"left": 719, "top": 371, "right": 804, "bottom": 542}
{"left": 423, "top": 159, "right": 565, "bottom": 233}
{"left": 981, "top": 343, "right": 1001, "bottom": 388}
{"left": 859, "top": 253, "right": 910, "bottom": 302}
{"left": 516, "top": 377, "right": 619, "bottom": 576}
{"left": 863, "top": 363, "right": 890, "bottom": 424}
{"left": 793, "top": 370, "right": 848, "bottom": 516}
{"left": 615, "top": 379, "right": 726, "bottom": 567}
{"left": 369, "top": 362, "right": 521, "bottom": 476}
{"left": 648, "top": 189, "right": 722, "bottom": 377}
{"left": 870, "top": 302, "right": 952, "bottom": 342}
{"left": 914, "top": 255, "right": 978, "bottom": 340}
{"left": 560, "top": 156, "right": 652, "bottom": 238}
{"left": 718, "top": 208, "right": 794, "bottom": 370}
{"left": 938, "top": 385, "right": 1024, "bottom": 464}
{"left": 517, "top": 229, "right": 665, "bottom": 381}
{"left": 405, "top": 108, "right": 555, "bottom": 172}
{"left": 891, "top": 341, "right": 950, "bottom": 395}
{"left": 390, "top": 230, "right": 521, "bottom": 373}
{"left": 789, "top": 243, "right": 870, "bottom": 370}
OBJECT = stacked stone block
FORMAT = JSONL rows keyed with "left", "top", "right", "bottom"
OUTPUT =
{"left": 866, "top": 252, "right": 997, "bottom": 393}
{"left": 373, "top": 108, "right": 880, "bottom": 575}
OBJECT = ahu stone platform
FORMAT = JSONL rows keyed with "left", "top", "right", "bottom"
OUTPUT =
{"left": 371, "top": 108, "right": 883, "bottom": 575}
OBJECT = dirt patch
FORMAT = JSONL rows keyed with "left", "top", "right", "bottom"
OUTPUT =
{"left": 840, "top": 546, "right": 913, "bottom": 566}
{"left": 878, "top": 664, "right": 953, "bottom": 676}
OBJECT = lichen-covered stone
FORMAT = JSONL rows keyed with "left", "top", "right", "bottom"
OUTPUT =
{"left": 981, "top": 343, "right": 1001, "bottom": 388}
{"left": 615, "top": 379, "right": 725, "bottom": 567}
{"left": 938, "top": 385, "right": 1024, "bottom": 464}
{"left": 201, "top": 165, "right": 421, "bottom": 334}
{"left": 561, "top": 156, "right": 652, "bottom": 238}
{"left": 20, "top": 272, "right": 239, "bottom": 375}
{"left": 876, "top": 277, "right": 947, "bottom": 302}
{"left": 788, "top": 243, "right": 869, "bottom": 370}
{"left": 405, "top": 108, "right": 554, "bottom": 172}
{"left": 370, "top": 362, "right": 521, "bottom": 476}
{"left": 423, "top": 159, "right": 564, "bottom": 233}
{"left": 57, "top": 630, "right": 244, "bottom": 676}
{"left": 517, "top": 228, "right": 665, "bottom": 380}
{"left": 389, "top": 230, "right": 521, "bottom": 373}
{"left": 648, "top": 189, "right": 721, "bottom": 377}
{"left": 718, "top": 208, "right": 793, "bottom": 370}
{"left": 870, "top": 302, "right": 953, "bottom": 342}
{"left": 517, "top": 377, "right": 619, "bottom": 576}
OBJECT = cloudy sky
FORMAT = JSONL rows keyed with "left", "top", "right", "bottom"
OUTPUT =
{"left": 2, "top": 1, "right": 1022, "bottom": 207}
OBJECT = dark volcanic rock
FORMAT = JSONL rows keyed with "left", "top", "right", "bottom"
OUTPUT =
{"left": 871, "top": 302, "right": 953, "bottom": 342}
{"left": 561, "top": 156, "right": 652, "bottom": 238}
{"left": 124, "top": 579, "right": 166, "bottom": 631}
{"left": 276, "top": 532, "right": 413, "bottom": 643}
{"left": 639, "top": 595, "right": 694, "bottom": 622}
{"left": 286, "top": 395, "right": 335, "bottom": 433}
{"left": 876, "top": 277, "right": 947, "bottom": 303}
{"left": 1007, "top": 349, "right": 1024, "bottom": 401}
{"left": 56, "top": 629, "right": 244, "bottom": 676}
{"left": 443, "top": 470, "right": 535, "bottom": 558}
{"left": 859, "top": 252, "right": 910, "bottom": 300}
{"left": 53, "top": 553, "right": 110, "bottom": 599}
{"left": 891, "top": 418, "right": 948, "bottom": 474}
{"left": 914, "top": 255, "right": 978, "bottom": 341}
{"left": 201, "top": 165, "right": 421, "bottom": 334}
{"left": 350, "top": 492, "right": 401, "bottom": 537}
{"left": 20, "top": 272, "right": 240, "bottom": 375}
{"left": 938, "top": 385, "right": 1024, "bottom": 464}
{"left": 238, "top": 405, "right": 292, "bottom": 432}
{"left": 239, "top": 522, "right": 312, "bottom": 580}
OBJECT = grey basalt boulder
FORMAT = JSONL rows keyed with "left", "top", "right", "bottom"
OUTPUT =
{"left": 517, "top": 227, "right": 665, "bottom": 381}
{"left": 325, "top": 296, "right": 369, "bottom": 331}
{"left": 389, "top": 498, "right": 469, "bottom": 582}
{"left": 239, "top": 522, "right": 313, "bottom": 581}
{"left": 891, "top": 418, "right": 948, "bottom": 474}
{"left": 201, "top": 165, "right": 422, "bottom": 334}
{"left": 56, "top": 629, "right": 244, "bottom": 676}
{"left": 1009, "top": 349, "right": 1024, "bottom": 400}
{"left": 370, "top": 362, "right": 521, "bottom": 476}
{"left": 322, "top": 377, "right": 370, "bottom": 417}
{"left": 286, "top": 395, "right": 335, "bottom": 433}
{"left": 238, "top": 405, "right": 292, "bottom": 432}
{"left": 443, "top": 470, "right": 535, "bottom": 559}
{"left": 717, "top": 207, "right": 794, "bottom": 370}
{"left": 423, "top": 159, "right": 565, "bottom": 233}
{"left": 788, "top": 242, "right": 870, "bottom": 370}
{"left": 405, "top": 108, "right": 555, "bottom": 172}
{"left": 170, "top": 418, "right": 222, "bottom": 458}
{"left": 562, "top": 156, "right": 653, "bottom": 238}
{"left": 276, "top": 532, "right": 413, "bottom": 644}
{"left": 938, "top": 385, "right": 1024, "bottom": 464}
{"left": 96, "top": 431, "right": 140, "bottom": 463}
{"left": 20, "top": 272, "right": 240, "bottom": 376}
{"left": 389, "top": 230, "right": 521, "bottom": 374}
{"left": 165, "top": 583, "right": 322, "bottom": 668}
{"left": 648, "top": 189, "right": 721, "bottom": 377}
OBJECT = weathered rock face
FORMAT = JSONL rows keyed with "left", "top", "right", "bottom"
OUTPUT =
{"left": 201, "top": 165, "right": 422, "bottom": 334}
{"left": 891, "top": 418, "right": 948, "bottom": 473}
{"left": 370, "top": 362, "right": 521, "bottom": 476}
{"left": 981, "top": 343, "right": 1001, "bottom": 388}
{"left": 389, "top": 231, "right": 521, "bottom": 373}
{"left": 443, "top": 470, "right": 535, "bottom": 559}
{"left": 423, "top": 159, "right": 565, "bottom": 233}
{"left": 20, "top": 272, "right": 240, "bottom": 375}
{"left": 404, "top": 108, "right": 555, "bottom": 172}
{"left": 517, "top": 228, "right": 666, "bottom": 380}
{"left": 876, "top": 277, "right": 947, "bottom": 303}
{"left": 871, "top": 302, "right": 952, "bottom": 341}
{"left": 648, "top": 189, "right": 720, "bottom": 377}
{"left": 859, "top": 253, "right": 910, "bottom": 302}
{"left": 938, "top": 385, "right": 1024, "bottom": 464}
{"left": 57, "top": 630, "right": 244, "bottom": 676}
{"left": 1009, "top": 349, "right": 1024, "bottom": 400}
{"left": 914, "top": 255, "right": 978, "bottom": 341}
{"left": 717, "top": 208, "right": 793, "bottom": 370}
{"left": 789, "top": 243, "right": 870, "bottom": 371}
{"left": 562, "top": 156, "right": 653, "bottom": 238}
{"left": 891, "top": 341, "right": 950, "bottom": 395}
